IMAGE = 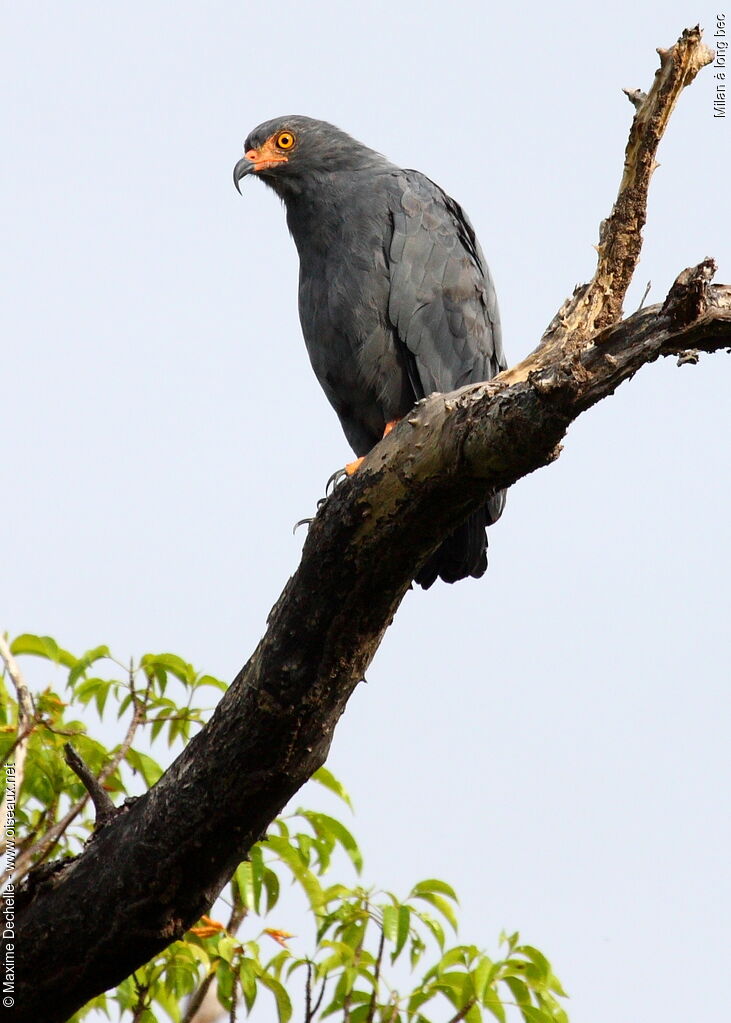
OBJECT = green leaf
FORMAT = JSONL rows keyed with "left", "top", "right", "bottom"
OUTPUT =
{"left": 503, "top": 976, "right": 530, "bottom": 1007}
{"left": 338, "top": 919, "right": 367, "bottom": 953}
{"left": 410, "top": 879, "right": 459, "bottom": 903}
{"left": 195, "top": 673, "right": 228, "bottom": 692}
{"left": 519, "top": 1007, "right": 554, "bottom": 1023}
{"left": 235, "top": 861, "right": 256, "bottom": 911}
{"left": 412, "top": 893, "right": 457, "bottom": 934}
{"left": 124, "top": 748, "right": 164, "bottom": 787}
{"left": 257, "top": 971, "right": 293, "bottom": 1023}
{"left": 534, "top": 992, "right": 569, "bottom": 1023}
{"left": 304, "top": 811, "right": 363, "bottom": 873}
{"left": 216, "top": 935, "right": 240, "bottom": 965}
{"left": 438, "top": 946, "right": 469, "bottom": 971}
{"left": 117, "top": 692, "right": 133, "bottom": 719}
{"left": 239, "top": 957, "right": 258, "bottom": 1011}
{"left": 183, "top": 942, "right": 211, "bottom": 969}
{"left": 10, "top": 633, "right": 75, "bottom": 668}
{"left": 310, "top": 766, "right": 353, "bottom": 810}
{"left": 265, "top": 834, "right": 324, "bottom": 911}
{"left": 466, "top": 1002, "right": 484, "bottom": 1023}
{"left": 433, "top": 970, "right": 469, "bottom": 1005}
{"left": 483, "top": 987, "right": 507, "bottom": 1023}
{"left": 407, "top": 987, "right": 436, "bottom": 1014}
{"left": 262, "top": 866, "right": 280, "bottom": 912}
{"left": 215, "top": 960, "right": 234, "bottom": 1006}
{"left": 249, "top": 844, "right": 264, "bottom": 913}
{"left": 68, "top": 646, "right": 111, "bottom": 686}
{"left": 381, "top": 904, "right": 398, "bottom": 942}
{"left": 296, "top": 831, "right": 315, "bottom": 865}
{"left": 74, "top": 677, "right": 114, "bottom": 717}
{"left": 409, "top": 933, "right": 426, "bottom": 970}
{"left": 393, "top": 905, "right": 411, "bottom": 961}
{"left": 409, "top": 908, "right": 445, "bottom": 953}
{"left": 141, "top": 653, "right": 196, "bottom": 687}
{"left": 472, "top": 956, "right": 493, "bottom": 1000}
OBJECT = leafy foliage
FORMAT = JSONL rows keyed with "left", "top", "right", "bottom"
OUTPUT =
{"left": 1, "top": 635, "right": 569, "bottom": 1022}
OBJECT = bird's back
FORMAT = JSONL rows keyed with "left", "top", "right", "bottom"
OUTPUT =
{"left": 290, "top": 166, "right": 504, "bottom": 449}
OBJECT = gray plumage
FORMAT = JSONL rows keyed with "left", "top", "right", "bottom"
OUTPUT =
{"left": 234, "top": 115, "right": 506, "bottom": 587}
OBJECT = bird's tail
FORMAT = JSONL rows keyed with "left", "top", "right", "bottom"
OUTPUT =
{"left": 414, "top": 490, "right": 505, "bottom": 589}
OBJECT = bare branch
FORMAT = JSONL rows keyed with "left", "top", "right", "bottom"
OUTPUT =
{"left": 182, "top": 886, "right": 248, "bottom": 1023}
{"left": 623, "top": 87, "right": 647, "bottom": 109}
{"left": 366, "top": 926, "right": 386, "bottom": 1023}
{"left": 446, "top": 999, "right": 478, "bottom": 1023}
{"left": 0, "top": 633, "right": 35, "bottom": 855}
{"left": 7, "top": 26, "right": 727, "bottom": 1023}
{"left": 63, "top": 744, "right": 116, "bottom": 822}
{"left": 503, "top": 25, "right": 715, "bottom": 384}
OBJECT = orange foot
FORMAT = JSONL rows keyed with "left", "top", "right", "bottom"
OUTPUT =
{"left": 345, "top": 420, "right": 400, "bottom": 476}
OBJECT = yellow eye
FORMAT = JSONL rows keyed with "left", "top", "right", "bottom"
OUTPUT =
{"left": 276, "top": 131, "right": 295, "bottom": 150}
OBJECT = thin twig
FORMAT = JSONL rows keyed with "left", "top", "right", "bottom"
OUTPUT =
{"left": 445, "top": 998, "right": 478, "bottom": 1023}
{"left": 311, "top": 975, "right": 328, "bottom": 1018}
{"left": 305, "top": 960, "right": 313, "bottom": 1023}
{"left": 181, "top": 972, "right": 216, "bottom": 1023}
{"left": 181, "top": 889, "right": 249, "bottom": 1023}
{"left": 63, "top": 744, "right": 115, "bottom": 822}
{"left": 130, "top": 975, "right": 150, "bottom": 1023}
{"left": 0, "top": 721, "right": 37, "bottom": 768}
{"left": 1, "top": 667, "right": 149, "bottom": 886}
{"left": 385, "top": 996, "right": 400, "bottom": 1023}
{"left": 229, "top": 970, "right": 239, "bottom": 1023}
{"left": 638, "top": 280, "right": 652, "bottom": 310}
{"left": 366, "top": 926, "right": 386, "bottom": 1023}
{"left": 0, "top": 634, "right": 35, "bottom": 855}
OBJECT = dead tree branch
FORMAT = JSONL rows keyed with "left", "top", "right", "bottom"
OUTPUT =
{"left": 63, "top": 744, "right": 116, "bottom": 824}
{"left": 6, "top": 26, "right": 728, "bottom": 1023}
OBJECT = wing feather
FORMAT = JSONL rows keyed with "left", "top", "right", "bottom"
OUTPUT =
{"left": 387, "top": 171, "right": 504, "bottom": 399}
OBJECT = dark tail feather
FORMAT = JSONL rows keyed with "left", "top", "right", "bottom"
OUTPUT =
{"left": 414, "top": 490, "right": 505, "bottom": 589}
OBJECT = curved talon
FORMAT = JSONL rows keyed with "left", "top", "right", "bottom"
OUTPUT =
{"left": 292, "top": 516, "right": 314, "bottom": 534}
{"left": 326, "top": 467, "right": 348, "bottom": 493}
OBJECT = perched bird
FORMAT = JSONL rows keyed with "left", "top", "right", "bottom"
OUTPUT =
{"left": 234, "top": 116, "right": 506, "bottom": 587}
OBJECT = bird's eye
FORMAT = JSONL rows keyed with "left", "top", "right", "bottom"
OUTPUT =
{"left": 276, "top": 131, "right": 295, "bottom": 150}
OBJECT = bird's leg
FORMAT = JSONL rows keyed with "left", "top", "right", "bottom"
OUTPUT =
{"left": 328, "top": 420, "right": 400, "bottom": 491}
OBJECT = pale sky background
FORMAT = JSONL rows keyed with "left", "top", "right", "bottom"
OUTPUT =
{"left": 2, "top": 3, "right": 729, "bottom": 1022}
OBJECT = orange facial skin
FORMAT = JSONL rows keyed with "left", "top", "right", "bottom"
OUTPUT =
{"left": 245, "top": 135, "right": 290, "bottom": 173}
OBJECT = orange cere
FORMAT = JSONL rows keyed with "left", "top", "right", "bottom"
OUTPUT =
{"left": 247, "top": 136, "right": 289, "bottom": 172}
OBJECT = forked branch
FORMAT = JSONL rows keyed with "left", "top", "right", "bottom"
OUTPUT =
{"left": 7, "top": 26, "right": 728, "bottom": 1023}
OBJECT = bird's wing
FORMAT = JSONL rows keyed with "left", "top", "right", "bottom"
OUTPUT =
{"left": 387, "top": 170, "right": 505, "bottom": 398}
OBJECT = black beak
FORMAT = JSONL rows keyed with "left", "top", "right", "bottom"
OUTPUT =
{"left": 233, "top": 155, "right": 256, "bottom": 194}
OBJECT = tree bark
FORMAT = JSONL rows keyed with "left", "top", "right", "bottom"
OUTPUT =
{"left": 6, "top": 26, "right": 729, "bottom": 1023}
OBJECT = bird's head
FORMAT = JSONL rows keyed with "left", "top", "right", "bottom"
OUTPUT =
{"left": 233, "top": 115, "right": 386, "bottom": 198}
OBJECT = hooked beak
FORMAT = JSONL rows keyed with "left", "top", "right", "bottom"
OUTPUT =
{"left": 233, "top": 154, "right": 257, "bottom": 194}
{"left": 233, "top": 142, "right": 290, "bottom": 193}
